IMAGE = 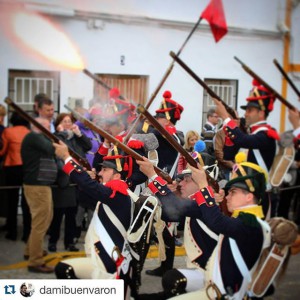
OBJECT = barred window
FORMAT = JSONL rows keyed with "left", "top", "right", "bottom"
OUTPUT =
{"left": 8, "top": 69, "right": 60, "bottom": 114}
{"left": 202, "top": 79, "right": 238, "bottom": 127}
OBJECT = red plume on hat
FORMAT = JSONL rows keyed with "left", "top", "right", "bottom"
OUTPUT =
{"left": 163, "top": 90, "right": 172, "bottom": 99}
{"left": 244, "top": 79, "right": 275, "bottom": 113}
{"left": 109, "top": 87, "right": 120, "bottom": 99}
{"left": 155, "top": 90, "right": 184, "bottom": 125}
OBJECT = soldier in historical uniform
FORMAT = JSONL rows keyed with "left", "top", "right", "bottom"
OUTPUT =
{"left": 53, "top": 141, "right": 137, "bottom": 300}
{"left": 92, "top": 87, "right": 149, "bottom": 191}
{"left": 213, "top": 80, "right": 279, "bottom": 172}
{"left": 138, "top": 90, "right": 184, "bottom": 176}
{"left": 136, "top": 157, "right": 270, "bottom": 300}
{"left": 138, "top": 90, "right": 185, "bottom": 277}
{"left": 213, "top": 80, "right": 280, "bottom": 216}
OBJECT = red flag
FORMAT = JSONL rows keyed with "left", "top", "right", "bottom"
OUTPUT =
{"left": 201, "top": 0, "right": 228, "bottom": 42}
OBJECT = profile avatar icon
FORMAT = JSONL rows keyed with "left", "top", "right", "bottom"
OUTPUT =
{"left": 20, "top": 282, "right": 34, "bottom": 297}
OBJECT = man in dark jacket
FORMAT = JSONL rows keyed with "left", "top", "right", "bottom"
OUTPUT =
{"left": 21, "top": 117, "right": 56, "bottom": 273}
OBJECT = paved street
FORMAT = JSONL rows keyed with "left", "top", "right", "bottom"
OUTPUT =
{"left": 0, "top": 219, "right": 299, "bottom": 299}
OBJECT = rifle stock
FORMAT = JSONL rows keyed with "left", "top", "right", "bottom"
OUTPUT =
{"left": 234, "top": 56, "right": 299, "bottom": 113}
{"left": 137, "top": 104, "right": 219, "bottom": 192}
{"left": 64, "top": 105, "right": 173, "bottom": 184}
{"left": 273, "top": 59, "right": 300, "bottom": 98}
{"left": 4, "top": 98, "right": 91, "bottom": 170}
{"left": 170, "top": 51, "right": 237, "bottom": 120}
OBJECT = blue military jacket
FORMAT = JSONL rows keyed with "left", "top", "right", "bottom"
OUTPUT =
{"left": 148, "top": 176, "right": 266, "bottom": 295}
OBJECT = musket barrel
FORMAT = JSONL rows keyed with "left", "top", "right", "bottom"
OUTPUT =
{"left": 234, "top": 57, "right": 297, "bottom": 111}
{"left": 82, "top": 69, "right": 126, "bottom": 100}
{"left": 170, "top": 51, "right": 237, "bottom": 120}
{"left": 273, "top": 59, "right": 300, "bottom": 98}
{"left": 137, "top": 104, "right": 219, "bottom": 192}
{"left": 64, "top": 105, "right": 173, "bottom": 183}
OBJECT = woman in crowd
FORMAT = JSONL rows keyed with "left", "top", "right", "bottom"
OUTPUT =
{"left": 0, "top": 112, "right": 31, "bottom": 241}
{"left": 48, "top": 113, "right": 91, "bottom": 252}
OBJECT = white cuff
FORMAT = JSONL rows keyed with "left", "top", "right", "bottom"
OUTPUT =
{"left": 64, "top": 156, "right": 73, "bottom": 164}
{"left": 293, "top": 127, "right": 300, "bottom": 137}
{"left": 148, "top": 174, "right": 158, "bottom": 183}
{"left": 222, "top": 117, "right": 232, "bottom": 127}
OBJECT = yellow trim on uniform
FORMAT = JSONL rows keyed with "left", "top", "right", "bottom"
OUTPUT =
{"left": 231, "top": 205, "right": 264, "bottom": 219}
{"left": 142, "top": 121, "right": 149, "bottom": 133}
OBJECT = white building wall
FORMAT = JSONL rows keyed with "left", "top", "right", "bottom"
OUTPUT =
{"left": 0, "top": 0, "right": 299, "bottom": 134}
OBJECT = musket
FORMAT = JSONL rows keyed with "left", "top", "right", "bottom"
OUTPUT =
{"left": 123, "top": 18, "right": 203, "bottom": 144}
{"left": 4, "top": 97, "right": 92, "bottom": 170}
{"left": 169, "top": 51, "right": 238, "bottom": 120}
{"left": 273, "top": 59, "right": 300, "bottom": 98}
{"left": 234, "top": 56, "right": 300, "bottom": 114}
{"left": 83, "top": 69, "right": 127, "bottom": 101}
{"left": 137, "top": 104, "right": 220, "bottom": 192}
{"left": 64, "top": 104, "right": 173, "bottom": 184}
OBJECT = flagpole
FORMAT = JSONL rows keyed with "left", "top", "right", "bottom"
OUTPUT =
{"left": 123, "top": 17, "right": 203, "bottom": 143}
{"left": 176, "top": 17, "right": 202, "bottom": 56}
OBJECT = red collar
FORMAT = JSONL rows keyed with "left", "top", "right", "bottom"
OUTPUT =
{"left": 250, "top": 123, "right": 280, "bottom": 140}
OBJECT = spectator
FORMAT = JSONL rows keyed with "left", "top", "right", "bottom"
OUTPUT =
{"left": 21, "top": 117, "right": 57, "bottom": 273}
{"left": 37, "top": 95, "right": 55, "bottom": 132}
{"left": 0, "top": 104, "right": 6, "bottom": 159}
{"left": 75, "top": 112, "right": 102, "bottom": 167}
{"left": 0, "top": 112, "right": 30, "bottom": 241}
{"left": 177, "top": 130, "right": 200, "bottom": 174}
{"left": 31, "top": 93, "right": 47, "bottom": 118}
{"left": 214, "top": 111, "right": 241, "bottom": 179}
{"left": 0, "top": 104, "right": 7, "bottom": 222}
{"left": 47, "top": 113, "right": 92, "bottom": 252}
{"left": 200, "top": 108, "right": 219, "bottom": 156}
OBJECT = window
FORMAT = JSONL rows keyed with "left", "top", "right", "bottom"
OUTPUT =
{"left": 202, "top": 79, "right": 238, "bottom": 127}
{"left": 8, "top": 69, "right": 60, "bottom": 114}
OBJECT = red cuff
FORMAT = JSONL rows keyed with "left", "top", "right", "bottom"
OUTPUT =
{"left": 148, "top": 176, "right": 168, "bottom": 195}
{"left": 98, "top": 144, "right": 109, "bottom": 155}
{"left": 226, "top": 119, "right": 238, "bottom": 129}
{"left": 63, "top": 158, "right": 83, "bottom": 175}
{"left": 191, "top": 186, "right": 215, "bottom": 207}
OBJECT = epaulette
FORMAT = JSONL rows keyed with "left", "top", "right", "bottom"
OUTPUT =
{"left": 190, "top": 186, "right": 215, "bottom": 207}
{"left": 148, "top": 176, "right": 168, "bottom": 195}
{"left": 238, "top": 212, "right": 260, "bottom": 228}
{"left": 127, "top": 139, "right": 144, "bottom": 149}
{"left": 223, "top": 120, "right": 238, "bottom": 140}
{"left": 63, "top": 158, "right": 83, "bottom": 175}
{"left": 105, "top": 179, "right": 129, "bottom": 198}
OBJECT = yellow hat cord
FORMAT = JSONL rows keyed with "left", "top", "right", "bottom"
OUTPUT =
{"left": 113, "top": 146, "right": 122, "bottom": 172}
{"left": 254, "top": 89, "right": 266, "bottom": 111}
{"left": 162, "top": 100, "right": 171, "bottom": 121}
{"left": 237, "top": 164, "right": 255, "bottom": 193}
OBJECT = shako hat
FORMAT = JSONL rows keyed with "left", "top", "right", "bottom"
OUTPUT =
{"left": 101, "top": 146, "right": 133, "bottom": 180}
{"left": 224, "top": 154, "right": 268, "bottom": 202}
{"left": 104, "top": 87, "right": 136, "bottom": 126}
{"left": 240, "top": 80, "right": 275, "bottom": 116}
{"left": 155, "top": 90, "right": 184, "bottom": 125}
